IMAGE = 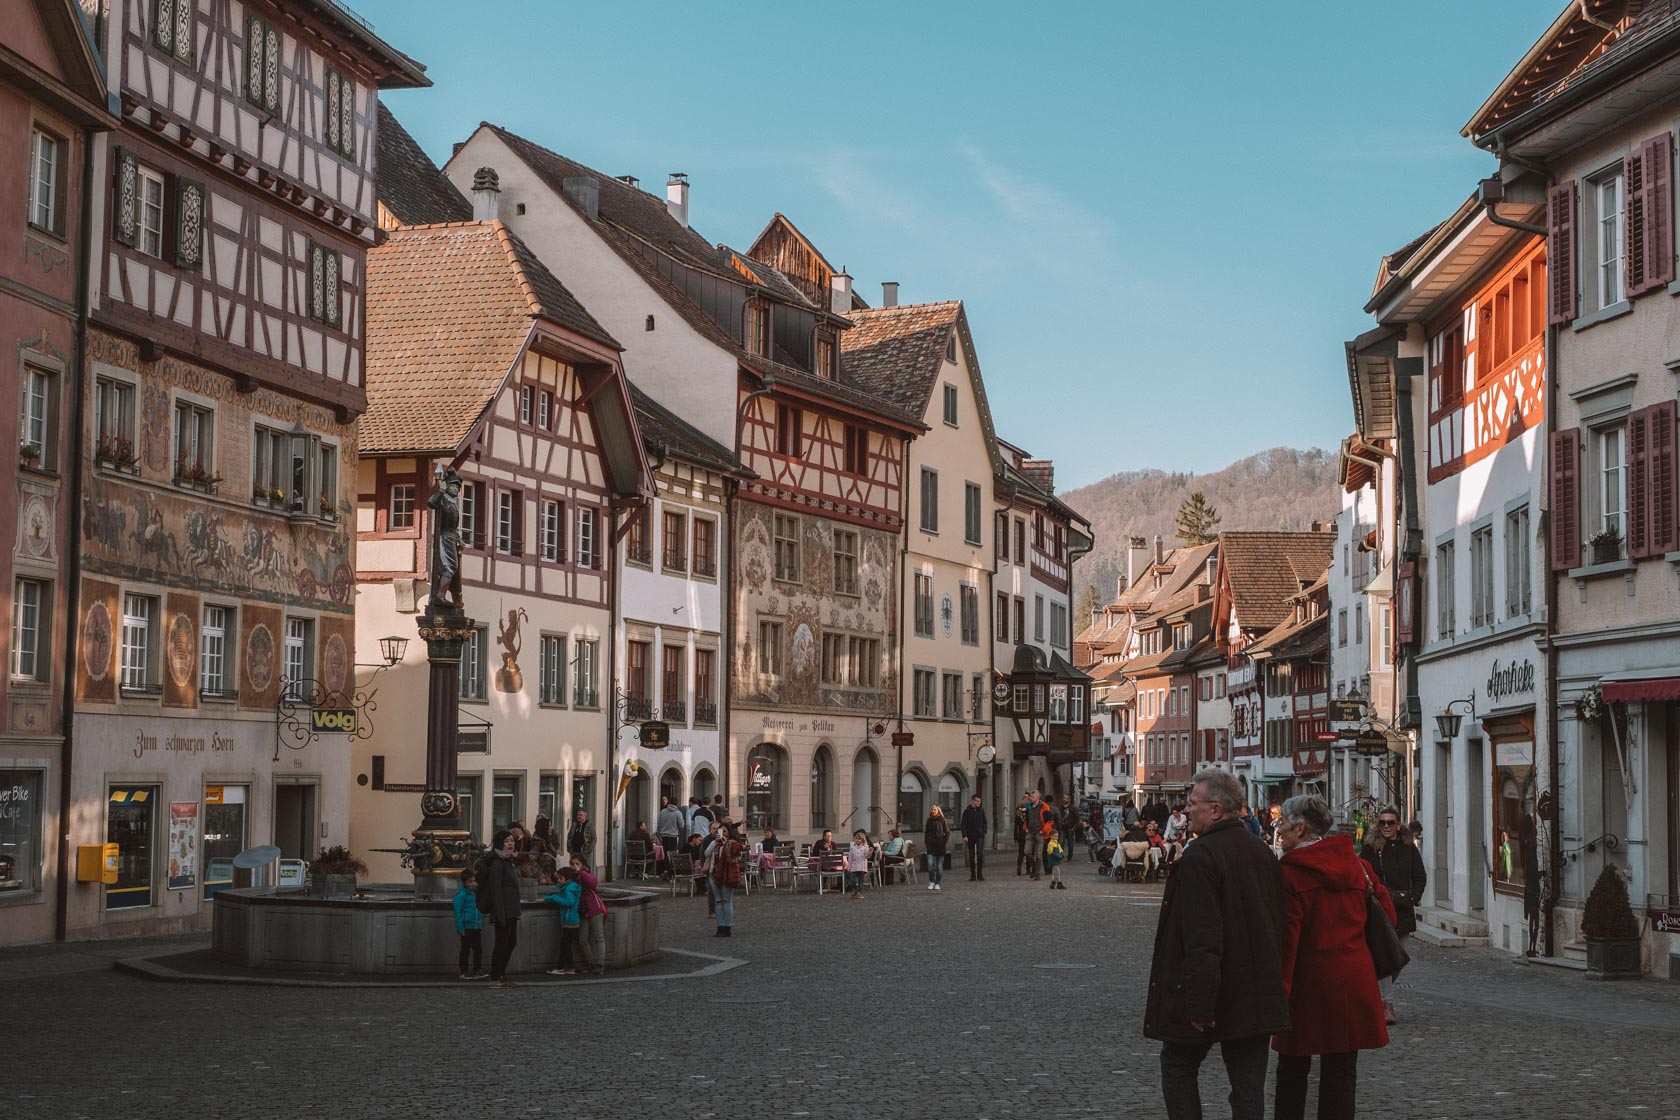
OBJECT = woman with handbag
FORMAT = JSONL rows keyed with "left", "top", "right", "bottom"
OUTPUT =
{"left": 1273, "top": 795, "right": 1396, "bottom": 1120}
{"left": 703, "top": 818, "right": 743, "bottom": 937}
{"left": 1359, "top": 805, "right": 1426, "bottom": 1024}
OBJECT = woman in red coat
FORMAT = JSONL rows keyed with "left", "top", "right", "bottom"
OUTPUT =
{"left": 1272, "top": 794, "right": 1396, "bottom": 1120}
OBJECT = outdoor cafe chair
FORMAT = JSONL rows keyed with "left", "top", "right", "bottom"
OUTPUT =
{"left": 624, "top": 839, "right": 656, "bottom": 881}
{"left": 670, "top": 852, "right": 704, "bottom": 898}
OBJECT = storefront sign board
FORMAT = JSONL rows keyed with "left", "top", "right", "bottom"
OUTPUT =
{"left": 168, "top": 801, "right": 198, "bottom": 890}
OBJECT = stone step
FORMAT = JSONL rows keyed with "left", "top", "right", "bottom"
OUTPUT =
{"left": 1523, "top": 952, "right": 1588, "bottom": 972}
{"left": 1418, "top": 907, "right": 1490, "bottom": 938}
{"left": 1412, "top": 920, "right": 1490, "bottom": 948}
{"left": 1561, "top": 941, "right": 1588, "bottom": 962}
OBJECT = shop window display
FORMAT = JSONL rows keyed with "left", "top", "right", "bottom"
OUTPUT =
{"left": 107, "top": 785, "right": 158, "bottom": 910}
{"left": 0, "top": 771, "right": 43, "bottom": 894}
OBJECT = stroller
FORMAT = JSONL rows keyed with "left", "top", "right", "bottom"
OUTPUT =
{"left": 1095, "top": 839, "right": 1118, "bottom": 876}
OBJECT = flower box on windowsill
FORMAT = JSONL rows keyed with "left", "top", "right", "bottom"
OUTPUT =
{"left": 97, "top": 454, "right": 141, "bottom": 476}
{"left": 1589, "top": 536, "right": 1623, "bottom": 566}
{"left": 175, "top": 467, "right": 221, "bottom": 494}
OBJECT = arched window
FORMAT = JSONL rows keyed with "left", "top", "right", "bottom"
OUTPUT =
{"left": 898, "top": 770, "right": 926, "bottom": 831}
{"left": 811, "top": 744, "right": 833, "bottom": 831}
{"left": 938, "top": 771, "right": 965, "bottom": 819}
{"left": 659, "top": 767, "right": 684, "bottom": 809}
{"left": 692, "top": 766, "right": 717, "bottom": 804}
{"left": 851, "top": 746, "right": 879, "bottom": 835}
{"left": 743, "top": 745, "right": 784, "bottom": 831}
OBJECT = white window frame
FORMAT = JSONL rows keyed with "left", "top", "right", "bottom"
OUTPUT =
{"left": 1594, "top": 170, "right": 1624, "bottom": 310}
{"left": 920, "top": 468, "right": 939, "bottom": 533}
{"left": 388, "top": 483, "right": 416, "bottom": 531}
{"left": 1596, "top": 424, "right": 1626, "bottom": 549}
{"left": 757, "top": 618, "right": 785, "bottom": 679}
{"left": 137, "top": 165, "right": 165, "bottom": 259}
{"left": 200, "top": 604, "right": 231, "bottom": 696}
{"left": 21, "top": 366, "right": 55, "bottom": 469}
{"left": 573, "top": 638, "right": 599, "bottom": 707}
{"left": 1469, "top": 525, "right": 1494, "bottom": 630}
{"left": 773, "top": 514, "right": 801, "bottom": 583}
{"left": 28, "top": 127, "right": 60, "bottom": 233}
{"left": 576, "top": 507, "right": 597, "bottom": 568}
{"left": 282, "top": 617, "right": 312, "bottom": 700}
{"left": 1435, "top": 539, "right": 1456, "bottom": 640}
{"left": 538, "top": 633, "right": 566, "bottom": 705}
{"left": 1505, "top": 505, "right": 1531, "bottom": 617}
{"left": 495, "top": 489, "right": 521, "bottom": 555}
{"left": 120, "top": 593, "right": 156, "bottom": 691}
{"left": 833, "top": 528, "right": 858, "bottom": 596}
{"left": 11, "top": 579, "right": 47, "bottom": 681}
{"left": 540, "top": 499, "right": 562, "bottom": 562}
{"left": 460, "top": 626, "right": 487, "bottom": 701}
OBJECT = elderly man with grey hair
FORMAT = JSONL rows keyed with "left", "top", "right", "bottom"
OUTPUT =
{"left": 1144, "top": 769, "right": 1289, "bottom": 1120}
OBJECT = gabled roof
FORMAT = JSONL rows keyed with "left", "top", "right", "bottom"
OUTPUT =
{"left": 630, "top": 384, "right": 750, "bottom": 478}
{"left": 1217, "top": 531, "right": 1335, "bottom": 634}
{"left": 1249, "top": 610, "right": 1328, "bottom": 661}
{"left": 841, "top": 301, "right": 961, "bottom": 414}
{"left": 362, "top": 221, "right": 618, "bottom": 455}
{"left": 468, "top": 124, "right": 922, "bottom": 431}
{"left": 1464, "top": 0, "right": 1652, "bottom": 140}
{"left": 5, "top": 0, "right": 116, "bottom": 127}
{"left": 1116, "top": 543, "right": 1218, "bottom": 614}
{"left": 745, "top": 212, "right": 871, "bottom": 311}
{"left": 376, "top": 103, "right": 470, "bottom": 226}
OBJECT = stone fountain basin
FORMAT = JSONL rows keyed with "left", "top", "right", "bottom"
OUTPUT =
{"left": 211, "top": 884, "right": 660, "bottom": 975}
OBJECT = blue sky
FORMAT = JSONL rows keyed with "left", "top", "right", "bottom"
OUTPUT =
{"left": 359, "top": 0, "right": 1561, "bottom": 490}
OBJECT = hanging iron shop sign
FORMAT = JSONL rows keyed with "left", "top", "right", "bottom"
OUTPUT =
{"left": 639, "top": 720, "right": 671, "bottom": 749}
{"left": 309, "top": 708, "right": 357, "bottom": 735}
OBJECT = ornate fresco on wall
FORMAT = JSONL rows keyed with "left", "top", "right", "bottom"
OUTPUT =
{"left": 731, "top": 501, "right": 898, "bottom": 714}
{"left": 83, "top": 331, "right": 355, "bottom": 615}
{"left": 319, "top": 615, "right": 355, "bottom": 697}
{"left": 163, "top": 591, "right": 200, "bottom": 708}
{"left": 77, "top": 579, "right": 120, "bottom": 703}
{"left": 239, "top": 604, "right": 283, "bottom": 712}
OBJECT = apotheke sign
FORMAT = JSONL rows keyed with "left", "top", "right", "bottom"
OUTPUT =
{"left": 1486, "top": 658, "right": 1537, "bottom": 703}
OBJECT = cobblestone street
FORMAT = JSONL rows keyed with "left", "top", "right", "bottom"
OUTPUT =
{"left": 4, "top": 860, "right": 1677, "bottom": 1119}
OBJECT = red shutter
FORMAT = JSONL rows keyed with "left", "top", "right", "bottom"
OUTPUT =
{"left": 1626, "top": 144, "right": 1648, "bottom": 295}
{"left": 1548, "top": 182, "right": 1578, "bottom": 324}
{"left": 1649, "top": 400, "right": 1679, "bottom": 555}
{"left": 1629, "top": 407, "right": 1653, "bottom": 558}
{"left": 1646, "top": 132, "right": 1675, "bottom": 289}
{"left": 1551, "top": 428, "right": 1581, "bottom": 571}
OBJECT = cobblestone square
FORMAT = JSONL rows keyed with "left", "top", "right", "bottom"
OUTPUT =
{"left": 4, "top": 861, "right": 1677, "bottom": 1119}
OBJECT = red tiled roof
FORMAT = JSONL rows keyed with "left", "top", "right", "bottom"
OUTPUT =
{"left": 840, "top": 301, "right": 961, "bottom": 415}
{"left": 362, "top": 221, "right": 616, "bottom": 454}
{"left": 1218, "top": 531, "right": 1335, "bottom": 634}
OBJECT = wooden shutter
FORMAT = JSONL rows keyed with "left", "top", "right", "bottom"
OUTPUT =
{"left": 1550, "top": 428, "right": 1581, "bottom": 571}
{"left": 172, "top": 177, "right": 204, "bottom": 270}
{"left": 1648, "top": 400, "right": 1679, "bottom": 555}
{"left": 1626, "top": 145, "right": 1648, "bottom": 295}
{"left": 1645, "top": 132, "right": 1675, "bottom": 289}
{"left": 1395, "top": 561, "right": 1416, "bottom": 645}
{"left": 1548, "top": 181, "right": 1578, "bottom": 324}
{"left": 112, "top": 147, "right": 138, "bottom": 246}
{"left": 1627, "top": 406, "right": 1651, "bottom": 558}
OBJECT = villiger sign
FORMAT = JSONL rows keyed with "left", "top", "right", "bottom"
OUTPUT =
{"left": 1486, "top": 658, "right": 1536, "bottom": 704}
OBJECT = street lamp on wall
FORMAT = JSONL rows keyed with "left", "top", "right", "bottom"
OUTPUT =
{"left": 1434, "top": 690, "right": 1476, "bottom": 740}
{"left": 377, "top": 635, "right": 409, "bottom": 667}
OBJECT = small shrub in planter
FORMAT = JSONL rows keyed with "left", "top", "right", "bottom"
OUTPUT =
{"left": 1582, "top": 864, "right": 1642, "bottom": 980}
{"left": 308, "top": 845, "right": 368, "bottom": 897}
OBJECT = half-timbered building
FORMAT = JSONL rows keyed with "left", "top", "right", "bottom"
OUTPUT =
{"left": 65, "top": 0, "right": 424, "bottom": 937}
{"left": 437, "top": 127, "right": 924, "bottom": 846}
{"left": 1245, "top": 572, "right": 1332, "bottom": 803}
{"left": 1126, "top": 545, "right": 1218, "bottom": 807}
{"left": 353, "top": 216, "right": 648, "bottom": 882}
{"left": 1213, "top": 530, "right": 1335, "bottom": 808}
{"left": 1360, "top": 191, "right": 1550, "bottom": 955}
{"left": 992, "top": 441, "right": 1092, "bottom": 802}
{"left": 840, "top": 296, "right": 1002, "bottom": 835}
{"left": 1, "top": 0, "right": 116, "bottom": 947}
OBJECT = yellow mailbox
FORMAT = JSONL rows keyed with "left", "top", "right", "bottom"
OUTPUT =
{"left": 77, "top": 843, "right": 119, "bottom": 884}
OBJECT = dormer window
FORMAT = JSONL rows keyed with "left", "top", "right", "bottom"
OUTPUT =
{"left": 745, "top": 302, "right": 770, "bottom": 358}
{"left": 815, "top": 332, "right": 836, "bottom": 379}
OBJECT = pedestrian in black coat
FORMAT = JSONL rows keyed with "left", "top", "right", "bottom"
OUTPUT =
{"left": 1145, "top": 770, "right": 1289, "bottom": 1120}
{"left": 960, "top": 795, "right": 988, "bottom": 881}
{"left": 1359, "top": 807, "right": 1427, "bottom": 1024}
{"left": 478, "top": 829, "right": 524, "bottom": 986}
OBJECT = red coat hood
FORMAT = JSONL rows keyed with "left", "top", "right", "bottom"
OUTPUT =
{"left": 1280, "top": 833, "right": 1368, "bottom": 893}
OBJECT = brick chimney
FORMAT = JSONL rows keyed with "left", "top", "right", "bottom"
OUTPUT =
{"left": 1020, "top": 458, "right": 1054, "bottom": 494}
{"left": 471, "top": 167, "right": 500, "bottom": 222}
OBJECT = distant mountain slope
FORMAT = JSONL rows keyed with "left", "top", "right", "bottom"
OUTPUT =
{"left": 1063, "top": 447, "right": 1340, "bottom": 607}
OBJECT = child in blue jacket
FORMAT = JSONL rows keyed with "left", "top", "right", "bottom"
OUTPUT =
{"left": 454, "top": 868, "right": 486, "bottom": 979}
{"left": 543, "top": 867, "right": 583, "bottom": 976}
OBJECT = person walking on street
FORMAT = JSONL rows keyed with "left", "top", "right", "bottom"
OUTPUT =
{"left": 1014, "top": 796, "right": 1030, "bottom": 875}
{"left": 705, "top": 820, "right": 743, "bottom": 935}
{"left": 1359, "top": 806, "right": 1426, "bottom": 1025}
{"left": 571, "top": 855, "right": 608, "bottom": 974}
{"left": 479, "top": 829, "right": 525, "bottom": 986}
{"left": 1023, "top": 790, "right": 1053, "bottom": 880}
{"left": 454, "top": 868, "right": 486, "bottom": 980}
{"left": 1272, "top": 795, "right": 1394, "bottom": 1120}
{"left": 1045, "top": 827, "right": 1068, "bottom": 889}
{"left": 923, "top": 805, "right": 951, "bottom": 891}
{"left": 1144, "top": 769, "right": 1289, "bottom": 1120}
{"left": 961, "top": 794, "right": 988, "bottom": 881}
{"left": 566, "top": 809, "right": 596, "bottom": 867}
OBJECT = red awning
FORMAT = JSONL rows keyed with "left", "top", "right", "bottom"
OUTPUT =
{"left": 1601, "top": 677, "right": 1680, "bottom": 703}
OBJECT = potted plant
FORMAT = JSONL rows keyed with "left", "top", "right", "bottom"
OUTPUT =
{"left": 1576, "top": 683, "right": 1605, "bottom": 723}
{"left": 1582, "top": 863, "right": 1642, "bottom": 980}
{"left": 308, "top": 845, "right": 368, "bottom": 898}
{"left": 1589, "top": 528, "right": 1622, "bottom": 566}
{"left": 96, "top": 434, "right": 138, "bottom": 468}
{"left": 318, "top": 495, "right": 338, "bottom": 520}
{"left": 19, "top": 442, "right": 41, "bottom": 468}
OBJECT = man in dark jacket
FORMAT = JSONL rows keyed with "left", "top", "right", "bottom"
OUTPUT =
{"left": 960, "top": 794, "right": 988, "bottom": 881}
{"left": 1359, "top": 806, "right": 1427, "bottom": 1023}
{"left": 1144, "top": 769, "right": 1288, "bottom": 1120}
{"left": 478, "top": 829, "right": 524, "bottom": 987}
